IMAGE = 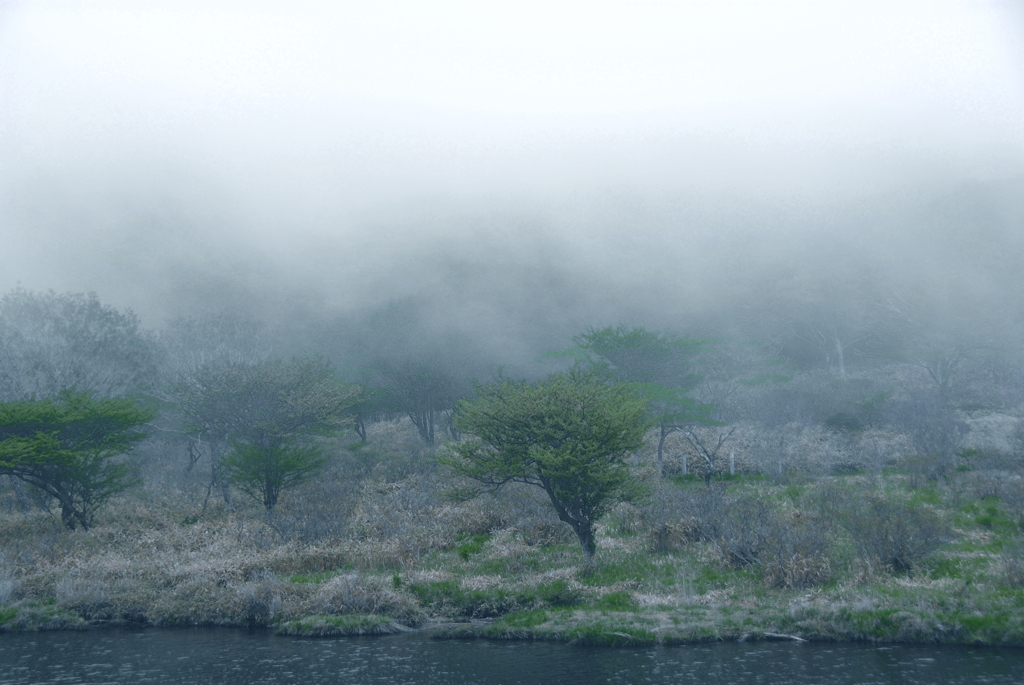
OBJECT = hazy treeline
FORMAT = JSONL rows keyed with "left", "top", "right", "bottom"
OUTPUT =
{"left": 1, "top": 178, "right": 1023, "bottom": 502}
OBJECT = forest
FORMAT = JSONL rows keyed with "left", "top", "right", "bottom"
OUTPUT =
{"left": 2, "top": 203, "right": 1024, "bottom": 645}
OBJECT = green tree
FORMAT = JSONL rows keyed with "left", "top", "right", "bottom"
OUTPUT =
{"left": 573, "top": 327, "right": 712, "bottom": 477}
{"left": 220, "top": 442, "right": 328, "bottom": 510}
{"left": 354, "top": 301, "right": 485, "bottom": 446}
{"left": 0, "top": 391, "right": 152, "bottom": 529}
{"left": 444, "top": 369, "right": 650, "bottom": 567}
{"left": 177, "top": 358, "right": 360, "bottom": 509}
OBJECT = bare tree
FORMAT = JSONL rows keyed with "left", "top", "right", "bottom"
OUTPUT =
{"left": 682, "top": 425, "right": 736, "bottom": 486}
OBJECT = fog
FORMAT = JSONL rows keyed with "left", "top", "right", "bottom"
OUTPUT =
{"left": 1, "top": 0, "right": 1023, "bottom": 366}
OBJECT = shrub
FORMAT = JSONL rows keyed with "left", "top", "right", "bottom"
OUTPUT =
{"left": 643, "top": 481, "right": 831, "bottom": 586}
{"left": 315, "top": 574, "right": 420, "bottom": 622}
{"left": 820, "top": 486, "right": 951, "bottom": 573}
{"left": 649, "top": 484, "right": 776, "bottom": 566}
{"left": 759, "top": 514, "right": 832, "bottom": 588}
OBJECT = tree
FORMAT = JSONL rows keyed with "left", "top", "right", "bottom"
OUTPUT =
{"left": 444, "top": 369, "right": 650, "bottom": 566}
{"left": 175, "top": 358, "right": 360, "bottom": 509}
{"left": 343, "top": 299, "right": 489, "bottom": 446}
{"left": 681, "top": 336, "right": 783, "bottom": 485}
{"left": 371, "top": 353, "right": 464, "bottom": 445}
{"left": 220, "top": 442, "right": 328, "bottom": 511}
{"left": 573, "top": 326, "right": 710, "bottom": 477}
{"left": 0, "top": 391, "right": 152, "bottom": 529}
{"left": 156, "top": 312, "right": 274, "bottom": 502}
{"left": 743, "top": 269, "right": 886, "bottom": 379}
{"left": 880, "top": 284, "right": 1010, "bottom": 404}
{"left": 0, "top": 289, "right": 154, "bottom": 401}
{"left": 158, "top": 313, "right": 271, "bottom": 383}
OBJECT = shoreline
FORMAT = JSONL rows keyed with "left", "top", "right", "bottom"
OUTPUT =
{"left": 3, "top": 600, "right": 1023, "bottom": 648}
{"left": 4, "top": 460, "right": 1024, "bottom": 650}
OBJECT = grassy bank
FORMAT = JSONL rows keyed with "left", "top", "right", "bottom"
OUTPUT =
{"left": 2, "top": 422, "right": 1024, "bottom": 647}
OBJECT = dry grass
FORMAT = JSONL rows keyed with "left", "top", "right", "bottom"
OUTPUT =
{"left": 2, "top": 415, "right": 1024, "bottom": 645}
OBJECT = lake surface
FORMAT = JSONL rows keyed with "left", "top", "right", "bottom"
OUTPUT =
{"left": 0, "top": 627, "right": 1021, "bottom": 685}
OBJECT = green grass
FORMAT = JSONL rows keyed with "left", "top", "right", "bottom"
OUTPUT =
{"left": 408, "top": 577, "right": 584, "bottom": 617}
{"left": 908, "top": 487, "right": 942, "bottom": 507}
{"left": 492, "top": 609, "right": 549, "bottom": 629}
{"left": 455, "top": 533, "right": 491, "bottom": 561}
{"left": 593, "top": 591, "right": 637, "bottom": 611}
{"left": 561, "top": 615, "right": 659, "bottom": 646}
{"left": 922, "top": 555, "right": 990, "bottom": 581}
{"left": 534, "top": 579, "right": 585, "bottom": 607}
{"left": 408, "top": 579, "right": 520, "bottom": 617}
{"left": 581, "top": 554, "right": 678, "bottom": 588}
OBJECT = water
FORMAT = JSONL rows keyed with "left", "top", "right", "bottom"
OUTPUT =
{"left": 0, "top": 628, "right": 1020, "bottom": 685}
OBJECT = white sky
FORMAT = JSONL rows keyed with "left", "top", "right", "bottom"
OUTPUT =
{"left": 3, "top": 1, "right": 1021, "bottom": 178}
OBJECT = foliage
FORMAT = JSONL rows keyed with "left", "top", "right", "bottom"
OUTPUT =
{"left": 176, "top": 357, "right": 361, "bottom": 508}
{"left": 445, "top": 368, "right": 650, "bottom": 565}
{"left": 348, "top": 299, "right": 488, "bottom": 445}
{"left": 573, "top": 326, "right": 712, "bottom": 476}
{"left": 221, "top": 442, "right": 329, "bottom": 510}
{"left": 644, "top": 481, "right": 831, "bottom": 587}
{"left": 0, "top": 391, "right": 152, "bottom": 529}
{"left": 886, "top": 391, "right": 968, "bottom": 481}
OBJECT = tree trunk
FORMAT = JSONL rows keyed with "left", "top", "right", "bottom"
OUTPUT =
{"left": 544, "top": 480, "right": 598, "bottom": 569}
{"left": 355, "top": 414, "right": 367, "bottom": 442}
{"left": 572, "top": 520, "right": 597, "bottom": 569}
{"left": 55, "top": 491, "right": 89, "bottom": 531}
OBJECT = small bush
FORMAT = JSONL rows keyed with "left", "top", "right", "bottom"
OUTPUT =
{"left": 0, "top": 577, "right": 17, "bottom": 605}
{"left": 821, "top": 486, "right": 951, "bottom": 573}
{"left": 315, "top": 574, "right": 420, "bottom": 622}
{"left": 760, "top": 515, "right": 832, "bottom": 589}
{"left": 55, "top": 577, "right": 110, "bottom": 619}
{"left": 643, "top": 481, "right": 831, "bottom": 587}
{"left": 652, "top": 484, "right": 773, "bottom": 566}
{"left": 236, "top": 572, "right": 282, "bottom": 625}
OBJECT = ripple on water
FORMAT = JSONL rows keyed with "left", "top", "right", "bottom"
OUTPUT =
{"left": 0, "top": 629, "right": 1022, "bottom": 685}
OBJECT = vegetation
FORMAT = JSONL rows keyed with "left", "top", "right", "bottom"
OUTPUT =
{"left": 0, "top": 391, "right": 152, "bottom": 529}
{"left": 1, "top": 286, "right": 1024, "bottom": 647}
{"left": 444, "top": 368, "right": 650, "bottom": 566}
{"left": 175, "top": 358, "right": 361, "bottom": 509}
{"left": 573, "top": 326, "right": 713, "bottom": 477}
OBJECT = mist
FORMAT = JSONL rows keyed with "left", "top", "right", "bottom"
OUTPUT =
{"left": 1, "top": 0, "right": 1023, "bottom": 365}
